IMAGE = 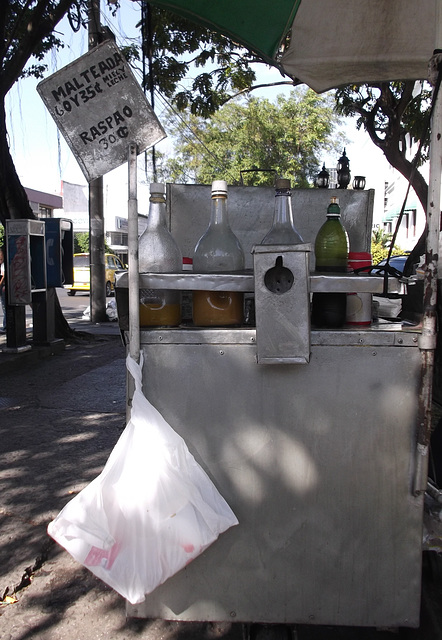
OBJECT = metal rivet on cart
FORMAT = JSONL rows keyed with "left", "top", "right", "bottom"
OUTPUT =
{"left": 397, "top": 338, "right": 403, "bottom": 344}
{"left": 372, "top": 351, "right": 377, "bottom": 356}
{"left": 230, "top": 611, "right": 236, "bottom": 618}
{"left": 219, "top": 350, "right": 225, "bottom": 355}
{"left": 159, "top": 335, "right": 163, "bottom": 341}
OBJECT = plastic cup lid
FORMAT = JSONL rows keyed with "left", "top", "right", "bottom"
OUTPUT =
{"left": 211, "top": 180, "right": 228, "bottom": 195}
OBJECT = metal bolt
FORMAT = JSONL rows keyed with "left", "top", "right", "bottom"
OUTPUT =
{"left": 372, "top": 351, "right": 377, "bottom": 356}
{"left": 397, "top": 338, "right": 403, "bottom": 344}
{"left": 219, "top": 350, "right": 225, "bottom": 355}
{"left": 230, "top": 611, "right": 236, "bottom": 618}
{"left": 159, "top": 335, "right": 163, "bottom": 341}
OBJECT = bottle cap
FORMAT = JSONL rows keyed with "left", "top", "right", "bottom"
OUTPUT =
{"left": 275, "top": 178, "right": 291, "bottom": 190}
{"left": 150, "top": 183, "right": 166, "bottom": 195}
{"left": 211, "top": 180, "right": 228, "bottom": 196}
{"left": 327, "top": 196, "right": 341, "bottom": 216}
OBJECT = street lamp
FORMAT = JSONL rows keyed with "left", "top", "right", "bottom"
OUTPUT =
{"left": 316, "top": 164, "right": 330, "bottom": 188}
{"left": 353, "top": 175, "right": 366, "bottom": 190}
{"left": 337, "top": 149, "right": 351, "bottom": 189}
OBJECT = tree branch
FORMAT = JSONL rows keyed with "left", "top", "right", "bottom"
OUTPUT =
{"left": 224, "top": 80, "right": 299, "bottom": 103}
{"left": 1, "top": 0, "right": 75, "bottom": 97}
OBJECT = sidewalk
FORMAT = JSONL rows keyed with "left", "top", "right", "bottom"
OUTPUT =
{"left": 0, "top": 318, "right": 247, "bottom": 640}
{"left": 0, "top": 311, "right": 123, "bottom": 372}
{"left": 1, "top": 315, "right": 442, "bottom": 639}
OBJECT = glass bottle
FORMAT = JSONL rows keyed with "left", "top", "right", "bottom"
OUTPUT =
{"left": 261, "top": 178, "right": 303, "bottom": 244}
{"left": 311, "top": 196, "right": 349, "bottom": 328}
{"left": 193, "top": 180, "right": 245, "bottom": 326}
{"left": 138, "top": 183, "right": 182, "bottom": 327}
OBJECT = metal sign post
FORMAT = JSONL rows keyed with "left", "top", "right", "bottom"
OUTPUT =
{"left": 37, "top": 39, "right": 166, "bottom": 334}
{"left": 127, "top": 143, "right": 140, "bottom": 362}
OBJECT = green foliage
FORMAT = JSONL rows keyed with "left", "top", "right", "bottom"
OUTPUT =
{"left": 371, "top": 228, "right": 405, "bottom": 265}
{"left": 0, "top": 1, "right": 84, "bottom": 226}
{"left": 2, "top": 1, "right": 83, "bottom": 94}
{"left": 142, "top": 6, "right": 292, "bottom": 117}
{"left": 74, "top": 232, "right": 90, "bottom": 254}
{"left": 73, "top": 232, "right": 111, "bottom": 254}
{"left": 0, "top": 224, "right": 4, "bottom": 248}
{"left": 163, "top": 89, "right": 346, "bottom": 186}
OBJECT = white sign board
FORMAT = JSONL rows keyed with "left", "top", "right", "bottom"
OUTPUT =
{"left": 37, "top": 40, "right": 166, "bottom": 182}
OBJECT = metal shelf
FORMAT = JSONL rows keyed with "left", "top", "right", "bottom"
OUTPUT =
{"left": 116, "top": 270, "right": 407, "bottom": 295}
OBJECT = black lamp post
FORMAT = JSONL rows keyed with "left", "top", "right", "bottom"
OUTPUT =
{"left": 316, "top": 164, "right": 330, "bottom": 188}
{"left": 337, "top": 149, "right": 351, "bottom": 189}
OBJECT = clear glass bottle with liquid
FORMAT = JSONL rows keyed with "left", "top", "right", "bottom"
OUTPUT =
{"left": 193, "top": 180, "right": 245, "bottom": 326}
{"left": 138, "top": 183, "right": 182, "bottom": 327}
{"left": 261, "top": 178, "right": 303, "bottom": 244}
{"left": 311, "top": 196, "right": 349, "bottom": 328}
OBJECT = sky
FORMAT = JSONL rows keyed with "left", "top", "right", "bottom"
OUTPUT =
{"left": 6, "top": 0, "right": 390, "bottom": 221}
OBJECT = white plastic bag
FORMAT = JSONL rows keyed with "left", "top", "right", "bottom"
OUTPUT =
{"left": 48, "top": 353, "right": 238, "bottom": 604}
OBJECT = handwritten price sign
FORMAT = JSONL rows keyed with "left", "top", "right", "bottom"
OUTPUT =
{"left": 37, "top": 41, "right": 166, "bottom": 182}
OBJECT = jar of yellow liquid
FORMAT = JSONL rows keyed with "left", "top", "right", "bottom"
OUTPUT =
{"left": 193, "top": 181, "right": 245, "bottom": 326}
{"left": 138, "top": 183, "right": 182, "bottom": 327}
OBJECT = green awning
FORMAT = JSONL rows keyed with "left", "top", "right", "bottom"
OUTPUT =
{"left": 149, "top": 0, "right": 300, "bottom": 64}
{"left": 149, "top": 0, "right": 439, "bottom": 92}
{"left": 382, "top": 197, "right": 419, "bottom": 223}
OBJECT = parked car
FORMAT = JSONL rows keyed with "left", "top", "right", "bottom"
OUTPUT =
{"left": 65, "top": 253, "right": 125, "bottom": 297}
{"left": 372, "top": 254, "right": 415, "bottom": 276}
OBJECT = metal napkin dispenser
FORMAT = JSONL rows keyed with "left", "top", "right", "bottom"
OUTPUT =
{"left": 252, "top": 244, "right": 312, "bottom": 364}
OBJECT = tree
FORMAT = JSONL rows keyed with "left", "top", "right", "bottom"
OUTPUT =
{"left": 0, "top": 1, "right": 83, "bottom": 224}
{"left": 371, "top": 228, "right": 404, "bottom": 266}
{"left": 140, "top": 5, "right": 295, "bottom": 118}
{"left": 162, "top": 89, "right": 346, "bottom": 186}
{"left": 74, "top": 232, "right": 111, "bottom": 254}
{"left": 1, "top": 1, "right": 89, "bottom": 338}
{"left": 334, "top": 81, "right": 432, "bottom": 274}
{"left": 141, "top": 9, "right": 432, "bottom": 272}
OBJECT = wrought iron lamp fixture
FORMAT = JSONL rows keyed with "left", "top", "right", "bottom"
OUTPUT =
{"left": 337, "top": 149, "right": 350, "bottom": 189}
{"left": 353, "top": 175, "right": 366, "bottom": 190}
{"left": 316, "top": 163, "right": 330, "bottom": 188}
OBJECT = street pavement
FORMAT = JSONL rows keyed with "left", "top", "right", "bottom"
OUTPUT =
{"left": 1, "top": 309, "right": 442, "bottom": 639}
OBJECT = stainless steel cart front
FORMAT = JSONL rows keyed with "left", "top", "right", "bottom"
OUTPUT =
{"left": 118, "top": 186, "right": 425, "bottom": 629}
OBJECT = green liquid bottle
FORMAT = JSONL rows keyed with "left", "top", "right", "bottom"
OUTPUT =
{"left": 311, "top": 197, "right": 349, "bottom": 328}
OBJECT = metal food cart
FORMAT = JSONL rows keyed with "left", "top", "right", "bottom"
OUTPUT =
{"left": 117, "top": 185, "right": 425, "bottom": 628}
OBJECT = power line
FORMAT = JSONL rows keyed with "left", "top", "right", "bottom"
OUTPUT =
{"left": 98, "top": 3, "right": 237, "bottom": 183}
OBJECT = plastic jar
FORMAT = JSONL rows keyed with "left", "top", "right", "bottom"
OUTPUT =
{"left": 346, "top": 252, "right": 372, "bottom": 326}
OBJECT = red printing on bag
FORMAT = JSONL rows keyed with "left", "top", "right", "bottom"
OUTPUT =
{"left": 85, "top": 542, "right": 120, "bottom": 570}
